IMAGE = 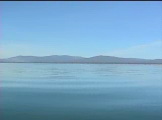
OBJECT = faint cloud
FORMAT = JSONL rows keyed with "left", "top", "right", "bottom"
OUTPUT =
{"left": 105, "top": 40, "right": 162, "bottom": 59}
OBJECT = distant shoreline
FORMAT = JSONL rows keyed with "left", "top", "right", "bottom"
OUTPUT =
{"left": 1, "top": 55, "right": 162, "bottom": 64}
{"left": 0, "top": 62, "right": 162, "bottom": 65}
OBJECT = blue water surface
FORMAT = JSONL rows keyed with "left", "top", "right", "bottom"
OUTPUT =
{"left": 0, "top": 63, "right": 162, "bottom": 120}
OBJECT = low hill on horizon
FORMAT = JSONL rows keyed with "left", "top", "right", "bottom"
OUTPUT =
{"left": 0, "top": 55, "right": 162, "bottom": 64}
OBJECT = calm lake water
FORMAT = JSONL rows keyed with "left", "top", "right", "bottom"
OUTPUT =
{"left": 0, "top": 63, "right": 162, "bottom": 120}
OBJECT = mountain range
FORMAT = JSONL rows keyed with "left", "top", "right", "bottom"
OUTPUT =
{"left": 0, "top": 55, "right": 162, "bottom": 64}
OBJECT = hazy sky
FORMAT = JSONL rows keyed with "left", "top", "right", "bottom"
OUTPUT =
{"left": 1, "top": 1, "right": 162, "bottom": 59}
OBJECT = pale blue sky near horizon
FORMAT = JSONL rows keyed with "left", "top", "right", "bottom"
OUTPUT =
{"left": 0, "top": 1, "right": 162, "bottom": 59}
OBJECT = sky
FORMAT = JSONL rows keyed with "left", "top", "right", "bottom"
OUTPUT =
{"left": 0, "top": 1, "right": 162, "bottom": 59}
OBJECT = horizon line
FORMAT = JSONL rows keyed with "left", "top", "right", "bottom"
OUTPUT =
{"left": 1, "top": 54, "right": 161, "bottom": 60}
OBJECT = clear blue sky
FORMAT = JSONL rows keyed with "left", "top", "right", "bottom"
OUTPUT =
{"left": 1, "top": 1, "right": 162, "bottom": 59}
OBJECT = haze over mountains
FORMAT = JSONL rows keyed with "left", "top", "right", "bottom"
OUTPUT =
{"left": 0, "top": 55, "right": 162, "bottom": 64}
